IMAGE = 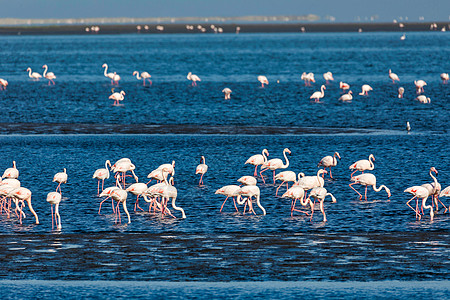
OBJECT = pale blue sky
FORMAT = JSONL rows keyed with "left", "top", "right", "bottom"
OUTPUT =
{"left": 0, "top": 0, "right": 449, "bottom": 22}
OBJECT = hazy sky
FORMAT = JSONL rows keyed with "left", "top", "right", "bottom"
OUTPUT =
{"left": 0, "top": 0, "right": 449, "bottom": 22}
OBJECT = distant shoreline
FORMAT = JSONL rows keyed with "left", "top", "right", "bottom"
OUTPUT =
{"left": 0, "top": 22, "right": 448, "bottom": 35}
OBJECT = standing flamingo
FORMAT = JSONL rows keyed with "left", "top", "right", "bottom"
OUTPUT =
{"left": 421, "top": 167, "right": 446, "bottom": 213}
{"left": 295, "top": 170, "right": 326, "bottom": 194}
{"left": 112, "top": 72, "right": 121, "bottom": 85}
{"left": 308, "top": 187, "right": 337, "bottom": 222}
{"left": 237, "top": 176, "right": 257, "bottom": 186}
{"left": 216, "top": 185, "right": 240, "bottom": 213}
{"left": 257, "top": 75, "right": 269, "bottom": 87}
{"left": 2, "top": 161, "right": 19, "bottom": 179}
{"left": 398, "top": 87, "right": 405, "bottom": 98}
{"left": 238, "top": 185, "right": 265, "bottom": 215}
{"left": 317, "top": 152, "right": 341, "bottom": 179}
{"left": 323, "top": 72, "right": 334, "bottom": 84}
{"left": 440, "top": 186, "right": 450, "bottom": 197}
{"left": 109, "top": 90, "right": 125, "bottom": 106}
{"left": 47, "top": 191, "right": 62, "bottom": 230}
{"left": 112, "top": 159, "right": 138, "bottom": 187}
{"left": 440, "top": 73, "right": 449, "bottom": 84}
{"left": 388, "top": 69, "right": 400, "bottom": 83}
{"left": 349, "top": 154, "right": 375, "bottom": 177}
{"left": 310, "top": 85, "right": 326, "bottom": 102}
{"left": 222, "top": 88, "right": 232, "bottom": 99}
{"left": 261, "top": 148, "right": 291, "bottom": 184}
{"left": 6, "top": 187, "right": 39, "bottom": 225}
{"left": 274, "top": 171, "right": 297, "bottom": 196}
{"left": 155, "top": 176, "right": 186, "bottom": 219}
{"left": 282, "top": 186, "right": 309, "bottom": 217}
{"left": 339, "top": 81, "right": 350, "bottom": 91}
{"left": 414, "top": 80, "right": 427, "bottom": 93}
{"left": 53, "top": 168, "right": 67, "bottom": 193}
{"left": 187, "top": 72, "right": 201, "bottom": 86}
{"left": 42, "top": 65, "right": 56, "bottom": 85}
{"left": 349, "top": 173, "right": 391, "bottom": 201}
{"left": 102, "top": 63, "right": 115, "bottom": 84}
{"left": 339, "top": 91, "right": 353, "bottom": 101}
{"left": 245, "top": 149, "right": 269, "bottom": 181}
{"left": 359, "top": 84, "right": 373, "bottom": 96}
{"left": 110, "top": 187, "right": 131, "bottom": 224}
{"left": 26, "top": 67, "right": 42, "bottom": 80}
{"left": 93, "top": 160, "right": 111, "bottom": 195}
{"left": 0, "top": 78, "right": 8, "bottom": 90}
{"left": 196, "top": 156, "right": 208, "bottom": 185}
{"left": 133, "top": 71, "right": 152, "bottom": 86}
{"left": 126, "top": 181, "right": 148, "bottom": 212}
{"left": 404, "top": 186, "right": 433, "bottom": 221}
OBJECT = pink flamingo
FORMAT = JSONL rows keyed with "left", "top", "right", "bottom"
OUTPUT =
{"left": 359, "top": 84, "right": 373, "bottom": 96}
{"left": 339, "top": 90, "right": 353, "bottom": 101}
{"left": 2, "top": 161, "right": 19, "bottom": 179}
{"left": 349, "top": 173, "right": 391, "bottom": 201}
{"left": 310, "top": 85, "right": 326, "bottom": 102}
{"left": 414, "top": 80, "right": 427, "bottom": 93}
{"left": 404, "top": 186, "right": 433, "bottom": 221}
{"left": 112, "top": 72, "right": 121, "bottom": 85}
{"left": 237, "top": 176, "right": 257, "bottom": 186}
{"left": 388, "top": 69, "right": 400, "bottom": 83}
{"left": 398, "top": 87, "right": 404, "bottom": 98}
{"left": 216, "top": 185, "right": 240, "bottom": 212}
{"left": 282, "top": 186, "right": 309, "bottom": 217}
{"left": 222, "top": 88, "right": 232, "bottom": 99}
{"left": 323, "top": 72, "right": 334, "bottom": 84}
{"left": 196, "top": 156, "right": 208, "bottom": 185}
{"left": 154, "top": 176, "right": 186, "bottom": 219}
{"left": 339, "top": 81, "right": 350, "bottom": 91}
{"left": 42, "top": 65, "right": 56, "bottom": 85}
{"left": 238, "top": 185, "right": 265, "bottom": 215}
{"left": 126, "top": 182, "right": 148, "bottom": 212}
{"left": 349, "top": 154, "right": 375, "bottom": 177}
{"left": 53, "top": 168, "right": 67, "bottom": 194}
{"left": 440, "top": 73, "right": 449, "bottom": 84}
{"left": 274, "top": 171, "right": 297, "bottom": 196}
{"left": 421, "top": 167, "right": 446, "bottom": 213}
{"left": 102, "top": 63, "right": 115, "bottom": 84}
{"left": 109, "top": 90, "right": 125, "bottom": 106}
{"left": 110, "top": 187, "right": 130, "bottom": 224}
{"left": 26, "top": 67, "right": 42, "bottom": 80}
{"left": 318, "top": 152, "right": 341, "bottom": 179}
{"left": 133, "top": 71, "right": 152, "bottom": 86}
{"left": 257, "top": 75, "right": 269, "bottom": 87}
{"left": 46, "top": 191, "right": 62, "bottom": 230}
{"left": 416, "top": 95, "right": 430, "bottom": 103}
{"left": 0, "top": 78, "right": 8, "bottom": 90}
{"left": 7, "top": 187, "right": 39, "bottom": 225}
{"left": 261, "top": 148, "right": 291, "bottom": 184}
{"left": 93, "top": 160, "right": 111, "bottom": 195}
{"left": 245, "top": 149, "right": 269, "bottom": 181}
{"left": 307, "top": 186, "right": 337, "bottom": 222}
{"left": 187, "top": 72, "right": 201, "bottom": 86}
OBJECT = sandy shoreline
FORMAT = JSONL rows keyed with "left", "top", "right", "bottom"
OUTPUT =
{"left": 0, "top": 22, "right": 448, "bottom": 35}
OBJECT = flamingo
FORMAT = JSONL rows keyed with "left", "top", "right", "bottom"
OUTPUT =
{"left": 308, "top": 187, "right": 337, "bottom": 222}
{"left": 98, "top": 178, "right": 122, "bottom": 215}
{"left": 421, "top": 167, "right": 446, "bottom": 213}
{"left": 109, "top": 90, "right": 125, "bottom": 106}
{"left": 310, "top": 85, "right": 326, "bottom": 102}
{"left": 238, "top": 185, "right": 265, "bottom": 215}
{"left": 126, "top": 182, "right": 148, "bottom": 212}
{"left": 0, "top": 185, "right": 17, "bottom": 217}
{"left": 0, "top": 178, "right": 20, "bottom": 188}
{"left": 349, "top": 173, "right": 391, "bottom": 201}
{"left": 42, "top": 65, "right": 56, "bottom": 85}
{"left": 440, "top": 186, "right": 450, "bottom": 197}
{"left": 187, "top": 72, "right": 201, "bottom": 86}
{"left": 53, "top": 168, "right": 67, "bottom": 193}
{"left": 359, "top": 84, "right": 373, "bottom": 96}
{"left": 2, "top": 161, "right": 19, "bottom": 179}
{"left": 112, "top": 159, "right": 138, "bottom": 187}
{"left": 215, "top": 185, "right": 240, "bottom": 212}
{"left": 301, "top": 72, "right": 316, "bottom": 86}
{"left": 26, "top": 67, "right": 42, "bottom": 80}
{"left": 154, "top": 176, "right": 186, "bottom": 219}
{"left": 245, "top": 149, "right": 269, "bottom": 180}
{"left": 404, "top": 186, "right": 432, "bottom": 221}
{"left": 339, "top": 91, "right": 353, "bottom": 101}
{"left": 7, "top": 187, "right": 39, "bottom": 225}
{"left": 400, "top": 33, "right": 406, "bottom": 40}
{"left": 339, "top": 81, "right": 350, "bottom": 91}
{"left": 317, "top": 152, "right": 341, "bottom": 179}
{"left": 323, "top": 71, "right": 334, "bottom": 84}
{"left": 295, "top": 170, "right": 326, "bottom": 193}
{"left": 440, "top": 73, "right": 449, "bottom": 84}
{"left": 155, "top": 161, "right": 176, "bottom": 176}
{"left": 93, "top": 160, "right": 112, "bottom": 195}
{"left": 47, "top": 191, "right": 62, "bottom": 230}
{"left": 414, "top": 80, "right": 427, "bottom": 93}
{"left": 274, "top": 171, "right": 297, "bottom": 196}
{"left": 102, "top": 63, "right": 115, "bottom": 84}
{"left": 261, "top": 148, "right": 291, "bottom": 184}
{"left": 133, "top": 71, "right": 152, "bottom": 86}
{"left": 398, "top": 87, "right": 405, "bottom": 98}
{"left": 0, "top": 78, "right": 8, "bottom": 90}
{"left": 416, "top": 95, "right": 430, "bottom": 103}
{"left": 110, "top": 187, "right": 131, "bottom": 224}
{"left": 237, "top": 176, "right": 257, "bottom": 186}
{"left": 112, "top": 72, "right": 121, "bottom": 85}
{"left": 349, "top": 154, "right": 375, "bottom": 177}
{"left": 222, "top": 88, "right": 232, "bottom": 99}
{"left": 388, "top": 69, "right": 400, "bottom": 83}
{"left": 282, "top": 186, "right": 309, "bottom": 217}
{"left": 196, "top": 156, "right": 208, "bottom": 185}
{"left": 257, "top": 75, "right": 269, "bottom": 88}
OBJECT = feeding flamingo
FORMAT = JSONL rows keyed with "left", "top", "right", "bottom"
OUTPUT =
{"left": 238, "top": 185, "right": 265, "bottom": 215}
{"left": 196, "top": 156, "right": 208, "bottom": 185}
{"left": 133, "top": 71, "right": 152, "bottom": 86}
{"left": 274, "top": 171, "right": 297, "bottom": 196}
{"left": 216, "top": 185, "right": 241, "bottom": 212}
{"left": 398, "top": 87, "right": 404, "bottom": 98}
{"left": 282, "top": 186, "right": 309, "bottom": 217}
{"left": 126, "top": 181, "right": 148, "bottom": 212}
{"left": 42, "top": 65, "right": 56, "bottom": 85}
{"left": 359, "top": 84, "right": 373, "bottom": 96}
{"left": 53, "top": 168, "right": 67, "bottom": 194}
{"left": 404, "top": 186, "right": 433, "bottom": 221}
{"left": 0, "top": 78, "right": 8, "bottom": 90}
{"left": 261, "top": 148, "right": 291, "bottom": 184}
{"left": 310, "top": 85, "right": 326, "bottom": 102}
{"left": 2, "top": 161, "right": 19, "bottom": 179}
{"left": 47, "top": 191, "right": 62, "bottom": 230}
{"left": 349, "top": 154, "right": 375, "bottom": 177}
{"left": 308, "top": 187, "right": 337, "bottom": 222}
{"left": 245, "top": 149, "right": 269, "bottom": 181}
{"left": 237, "top": 176, "right": 257, "bottom": 186}
{"left": 257, "top": 75, "right": 269, "bottom": 87}
{"left": 317, "top": 152, "right": 341, "bottom": 179}
{"left": 6, "top": 187, "right": 39, "bottom": 225}
{"left": 416, "top": 95, "right": 430, "bottom": 103}
{"left": 440, "top": 73, "right": 449, "bottom": 84}
{"left": 349, "top": 173, "right": 391, "bottom": 201}
{"left": 222, "top": 88, "right": 232, "bottom": 99}
{"left": 323, "top": 72, "right": 334, "bottom": 84}
{"left": 414, "top": 80, "right": 427, "bottom": 93}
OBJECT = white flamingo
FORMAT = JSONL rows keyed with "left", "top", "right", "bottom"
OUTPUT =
{"left": 414, "top": 80, "right": 427, "bottom": 93}
{"left": 26, "top": 67, "right": 42, "bottom": 80}
{"left": 349, "top": 154, "right": 375, "bottom": 177}
{"left": 133, "top": 71, "right": 152, "bottom": 86}
{"left": 216, "top": 185, "right": 241, "bottom": 212}
{"left": 323, "top": 71, "right": 334, "bottom": 84}
{"left": 416, "top": 95, "right": 430, "bottom": 103}
{"left": 317, "top": 152, "right": 341, "bottom": 179}
{"left": 245, "top": 149, "right": 269, "bottom": 180}
{"left": 102, "top": 63, "right": 115, "bottom": 84}
{"left": 359, "top": 84, "right": 373, "bottom": 96}
{"left": 42, "top": 65, "right": 56, "bottom": 85}
{"left": 398, "top": 87, "right": 404, "bottom": 98}
{"left": 388, "top": 69, "right": 400, "bottom": 83}
{"left": 187, "top": 72, "right": 201, "bottom": 86}
{"left": 238, "top": 185, "right": 265, "bottom": 215}
{"left": 47, "top": 191, "right": 62, "bottom": 230}
{"left": 339, "top": 90, "right": 352, "bottom": 101}
{"left": 109, "top": 90, "right": 125, "bottom": 106}
{"left": 196, "top": 156, "right": 208, "bottom": 185}
{"left": 222, "top": 88, "right": 232, "bottom": 99}
{"left": 440, "top": 73, "right": 449, "bottom": 84}
{"left": 261, "top": 148, "right": 291, "bottom": 184}
{"left": 349, "top": 173, "right": 391, "bottom": 201}
{"left": 308, "top": 187, "right": 337, "bottom": 222}
{"left": 0, "top": 78, "right": 8, "bottom": 90}
{"left": 310, "top": 85, "right": 326, "bottom": 102}
{"left": 2, "top": 161, "right": 19, "bottom": 179}
{"left": 257, "top": 75, "right": 269, "bottom": 87}
{"left": 93, "top": 160, "right": 112, "bottom": 195}
{"left": 339, "top": 81, "right": 350, "bottom": 91}
{"left": 404, "top": 186, "right": 432, "bottom": 221}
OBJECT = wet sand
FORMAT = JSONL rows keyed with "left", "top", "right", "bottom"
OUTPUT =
{"left": 0, "top": 22, "right": 448, "bottom": 35}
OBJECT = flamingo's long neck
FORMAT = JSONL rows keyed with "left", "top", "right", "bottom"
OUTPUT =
{"left": 255, "top": 194, "right": 266, "bottom": 215}
{"left": 105, "top": 161, "right": 111, "bottom": 178}
{"left": 369, "top": 156, "right": 375, "bottom": 170}
{"left": 135, "top": 72, "right": 141, "bottom": 80}
{"left": 429, "top": 169, "right": 438, "bottom": 188}
{"left": 282, "top": 150, "right": 289, "bottom": 168}
{"left": 321, "top": 86, "right": 325, "bottom": 96}
{"left": 172, "top": 196, "right": 186, "bottom": 218}
{"left": 103, "top": 65, "right": 108, "bottom": 77}
{"left": 317, "top": 171, "right": 324, "bottom": 187}
{"left": 28, "top": 69, "right": 32, "bottom": 78}
{"left": 202, "top": 156, "right": 206, "bottom": 164}
{"left": 326, "top": 193, "right": 337, "bottom": 203}
{"left": 43, "top": 66, "right": 48, "bottom": 77}
{"left": 262, "top": 150, "right": 268, "bottom": 163}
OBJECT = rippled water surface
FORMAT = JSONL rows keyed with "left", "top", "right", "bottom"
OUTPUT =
{"left": 0, "top": 32, "right": 449, "bottom": 297}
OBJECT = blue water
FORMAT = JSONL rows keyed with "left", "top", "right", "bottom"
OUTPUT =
{"left": 0, "top": 32, "right": 449, "bottom": 297}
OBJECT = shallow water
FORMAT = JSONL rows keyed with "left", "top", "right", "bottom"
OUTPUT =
{"left": 0, "top": 32, "right": 449, "bottom": 293}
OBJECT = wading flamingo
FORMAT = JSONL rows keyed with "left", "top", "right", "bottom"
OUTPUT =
{"left": 196, "top": 156, "right": 208, "bottom": 185}
{"left": 261, "top": 148, "right": 291, "bottom": 184}
{"left": 26, "top": 67, "right": 42, "bottom": 80}
{"left": 112, "top": 72, "right": 121, "bottom": 85}
{"left": 317, "top": 152, "right": 341, "bottom": 179}
{"left": 245, "top": 149, "right": 269, "bottom": 181}
{"left": 421, "top": 167, "right": 446, "bottom": 213}
{"left": 310, "top": 85, "right": 326, "bottom": 102}
{"left": 110, "top": 187, "right": 131, "bottom": 224}
{"left": 308, "top": 186, "right": 337, "bottom": 222}
{"left": 339, "top": 91, "right": 352, "bottom": 101}
{"left": 42, "top": 65, "right": 56, "bottom": 85}
{"left": 349, "top": 154, "right": 375, "bottom": 177}
{"left": 238, "top": 185, "right": 265, "bottom": 215}
{"left": 339, "top": 81, "right": 350, "bottom": 91}
{"left": 282, "top": 186, "right": 308, "bottom": 217}
{"left": 187, "top": 72, "right": 201, "bottom": 86}
{"left": 2, "top": 161, "right": 19, "bottom": 179}
{"left": 216, "top": 185, "right": 240, "bottom": 212}
{"left": 154, "top": 175, "right": 186, "bottom": 219}
{"left": 404, "top": 186, "right": 432, "bottom": 221}
{"left": 323, "top": 72, "right": 334, "bottom": 84}
{"left": 301, "top": 72, "right": 315, "bottom": 86}
{"left": 7, "top": 187, "right": 39, "bottom": 225}
{"left": 414, "top": 80, "right": 426, "bottom": 93}
{"left": 133, "top": 71, "right": 152, "bottom": 86}
{"left": 359, "top": 84, "right": 373, "bottom": 96}
{"left": 0, "top": 78, "right": 9, "bottom": 90}
{"left": 440, "top": 73, "right": 449, "bottom": 84}
{"left": 274, "top": 171, "right": 297, "bottom": 196}
{"left": 126, "top": 181, "right": 148, "bottom": 212}
{"left": 398, "top": 87, "right": 404, "bottom": 98}
{"left": 388, "top": 69, "right": 400, "bottom": 83}
{"left": 102, "top": 63, "right": 115, "bottom": 84}
{"left": 416, "top": 95, "right": 430, "bottom": 103}
{"left": 93, "top": 160, "right": 111, "bottom": 195}
{"left": 47, "top": 191, "right": 62, "bottom": 230}
{"left": 222, "top": 88, "right": 232, "bottom": 99}
{"left": 295, "top": 170, "right": 326, "bottom": 193}
{"left": 349, "top": 173, "right": 391, "bottom": 201}
{"left": 109, "top": 90, "right": 125, "bottom": 106}
{"left": 53, "top": 168, "right": 67, "bottom": 193}
{"left": 112, "top": 159, "right": 138, "bottom": 187}
{"left": 257, "top": 75, "right": 269, "bottom": 87}
{"left": 237, "top": 176, "right": 257, "bottom": 186}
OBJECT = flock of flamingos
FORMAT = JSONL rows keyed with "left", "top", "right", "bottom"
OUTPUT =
{"left": 0, "top": 63, "right": 449, "bottom": 230}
